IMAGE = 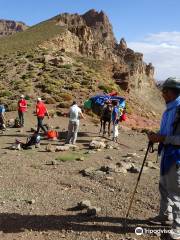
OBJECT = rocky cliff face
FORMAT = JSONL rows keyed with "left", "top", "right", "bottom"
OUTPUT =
{"left": 41, "top": 9, "right": 155, "bottom": 92}
{"left": 0, "top": 20, "right": 28, "bottom": 37}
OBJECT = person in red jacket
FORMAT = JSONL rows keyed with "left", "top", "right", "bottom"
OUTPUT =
{"left": 36, "top": 97, "right": 49, "bottom": 133}
{"left": 18, "top": 95, "right": 27, "bottom": 127}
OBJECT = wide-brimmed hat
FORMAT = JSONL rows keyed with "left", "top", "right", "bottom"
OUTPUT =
{"left": 37, "top": 97, "right": 42, "bottom": 101}
{"left": 162, "top": 77, "right": 180, "bottom": 90}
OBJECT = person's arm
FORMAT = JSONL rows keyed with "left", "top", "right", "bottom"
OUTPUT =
{"left": 45, "top": 107, "right": 50, "bottom": 118}
{"left": 148, "top": 127, "right": 180, "bottom": 146}
{"left": 148, "top": 133, "right": 166, "bottom": 143}
{"left": 36, "top": 105, "right": 39, "bottom": 116}
{"left": 79, "top": 109, "right": 85, "bottom": 119}
{"left": 163, "top": 136, "right": 180, "bottom": 146}
{"left": 80, "top": 112, "right": 85, "bottom": 119}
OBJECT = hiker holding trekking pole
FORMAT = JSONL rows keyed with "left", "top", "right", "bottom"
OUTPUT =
{"left": 146, "top": 77, "right": 180, "bottom": 240}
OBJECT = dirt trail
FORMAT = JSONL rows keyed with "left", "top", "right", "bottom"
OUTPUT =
{"left": 0, "top": 108, "right": 164, "bottom": 240}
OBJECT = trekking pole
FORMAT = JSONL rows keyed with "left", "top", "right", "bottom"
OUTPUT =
{"left": 125, "top": 141, "right": 153, "bottom": 220}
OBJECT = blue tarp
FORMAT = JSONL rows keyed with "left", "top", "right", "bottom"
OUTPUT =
{"left": 87, "top": 95, "right": 126, "bottom": 116}
{"left": 90, "top": 95, "right": 125, "bottom": 108}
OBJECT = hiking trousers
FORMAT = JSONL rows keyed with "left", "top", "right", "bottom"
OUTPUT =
{"left": 66, "top": 120, "right": 79, "bottom": 144}
{"left": 37, "top": 117, "right": 47, "bottom": 133}
{"left": 18, "top": 111, "right": 24, "bottom": 127}
{"left": 159, "top": 163, "right": 180, "bottom": 236}
{"left": 113, "top": 123, "right": 119, "bottom": 139}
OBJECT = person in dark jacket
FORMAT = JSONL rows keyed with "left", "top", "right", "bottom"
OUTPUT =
{"left": 148, "top": 77, "right": 180, "bottom": 240}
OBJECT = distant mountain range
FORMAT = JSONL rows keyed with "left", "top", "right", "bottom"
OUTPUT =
{"left": 0, "top": 19, "right": 28, "bottom": 37}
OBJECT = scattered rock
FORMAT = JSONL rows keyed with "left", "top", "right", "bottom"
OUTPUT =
{"left": 106, "top": 155, "right": 113, "bottom": 160}
{"left": 76, "top": 156, "right": 85, "bottom": 161}
{"left": 116, "top": 162, "right": 134, "bottom": 170}
{"left": 77, "top": 200, "right": 91, "bottom": 209}
{"left": 128, "top": 165, "right": 140, "bottom": 173}
{"left": 66, "top": 144, "right": 79, "bottom": 150}
{"left": 26, "top": 199, "right": 35, "bottom": 204}
{"left": 115, "top": 167, "right": 127, "bottom": 174}
{"left": 100, "top": 164, "right": 117, "bottom": 173}
{"left": 139, "top": 148, "right": 146, "bottom": 152}
{"left": 7, "top": 118, "right": 15, "bottom": 127}
{"left": 89, "top": 140, "right": 106, "bottom": 149}
{"left": 55, "top": 145, "right": 70, "bottom": 151}
{"left": 84, "top": 150, "right": 96, "bottom": 154}
{"left": 87, "top": 206, "right": 101, "bottom": 216}
{"left": 46, "top": 144, "right": 56, "bottom": 152}
{"left": 105, "top": 233, "right": 110, "bottom": 240}
{"left": 105, "top": 176, "right": 114, "bottom": 180}
{"left": 80, "top": 167, "right": 96, "bottom": 177}
{"left": 105, "top": 144, "right": 113, "bottom": 150}
{"left": 51, "top": 160, "right": 58, "bottom": 165}
{"left": 146, "top": 161, "right": 158, "bottom": 169}
{"left": 126, "top": 153, "right": 138, "bottom": 157}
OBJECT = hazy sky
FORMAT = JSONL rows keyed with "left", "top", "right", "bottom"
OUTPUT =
{"left": 1, "top": 0, "right": 180, "bottom": 80}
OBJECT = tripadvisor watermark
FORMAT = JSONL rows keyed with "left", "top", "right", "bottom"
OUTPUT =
{"left": 135, "top": 227, "right": 172, "bottom": 236}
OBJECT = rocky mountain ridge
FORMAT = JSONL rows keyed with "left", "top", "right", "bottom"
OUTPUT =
{"left": 0, "top": 19, "right": 28, "bottom": 37}
{"left": 40, "top": 9, "right": 155, "bottom": 92}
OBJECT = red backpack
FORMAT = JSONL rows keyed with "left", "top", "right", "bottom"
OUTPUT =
{"left": 120, "top": 113, "right": 127, "bottom": 122}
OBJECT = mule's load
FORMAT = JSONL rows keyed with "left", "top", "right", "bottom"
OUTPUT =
{"left": 84, "top": 95, "right": 125, "bottom": 116}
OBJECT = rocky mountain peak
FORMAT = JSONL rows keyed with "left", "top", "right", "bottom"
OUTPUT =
{"left": 0, "top": 19, "right": 28, "bottom": 37}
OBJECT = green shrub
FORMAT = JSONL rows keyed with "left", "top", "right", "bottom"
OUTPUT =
{"left": 45, "top": 97, "right": 56, "bottom": 104}
{"left": 56, "top": 153, "right": 81, "bottom": 162}
{"left": 81, "top": 80, "right": 89, "bottom": 86}
{"left": 59, "top": 93, "right": 73, "bottom": 102}
{"left": 62, "top": 64, "right": 72, "bottom": 69}
{"left": 0, "top": 90, "right": 12, "bottom": 97}
{"left": 57, "top": 101, "right": 71, "bottom": 108}
{"left": 71, "top": 82, "right": 80, "bottom": 89}
{"left": 7, "top": 102, "right": 17, "bottom": 112}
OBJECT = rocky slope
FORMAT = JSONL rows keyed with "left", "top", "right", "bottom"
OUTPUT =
{"left": 0, "top": 19, "right": 28, "bottom": 37}
{"left": 44, "top": 9, "right": 155, "bottom": 93}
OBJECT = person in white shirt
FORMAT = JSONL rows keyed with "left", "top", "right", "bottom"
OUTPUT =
{"left": 66, "top": 101, "right": 85, "bottom": 144}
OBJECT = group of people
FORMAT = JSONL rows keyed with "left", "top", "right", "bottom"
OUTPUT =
{"left": 0, "top": 95, "right": 50, "bottom": 134}
{"left": 0, "top": 93, "right": 126, "bottom": 145}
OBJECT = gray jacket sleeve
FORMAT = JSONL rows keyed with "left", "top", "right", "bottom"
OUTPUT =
{"left": 164, "top": 136, "right": 180, "bottom": 145}
{"left": 164, "top": 120, "right": 180, "bottom": 146}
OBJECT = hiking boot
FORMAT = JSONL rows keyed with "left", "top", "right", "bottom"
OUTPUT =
{"left": 148, "top": 215, "right": 173, "bottom": 226}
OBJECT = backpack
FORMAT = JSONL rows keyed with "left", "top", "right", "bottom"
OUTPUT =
{"left": 47, "top": 130, "right": 58, "bottom": 139}
{"left": 102, "top": 105, "right": 112, "bottom": 121}
{"left": 22, "top": 133, "right": 41, "bottom": 149}
{"left": 120, "top": 113, "right": 127, "bottom": 122}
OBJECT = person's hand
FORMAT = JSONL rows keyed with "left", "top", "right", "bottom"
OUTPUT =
{"left": 148, "top": 132, "right": 165, "bottom": 143}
